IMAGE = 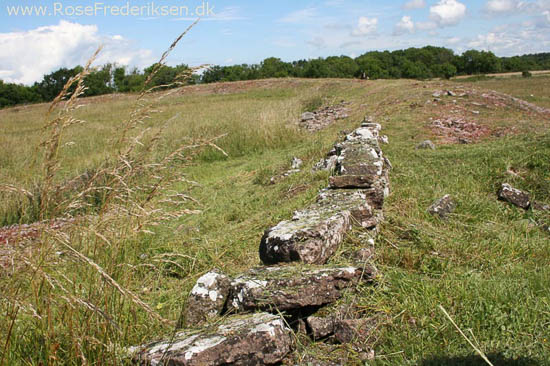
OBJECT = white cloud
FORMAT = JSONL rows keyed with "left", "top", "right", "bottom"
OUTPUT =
{"left": 430, "top": 0, "right": 467, "bottom": 27}
{"left": 403, "top": 0, "right": 427, "bottom": 9}
{"left": 466, "top": 23, "right": 550, "bottom": 55}
{"left": 351, "top": 16, "right": 378, "bottom": 36}
{"left": 485, "top": 0, "right": 520, "bottom": 13}
{"left": 394, "top": 16, "right": 415, "bottom": 35}
{"left": 0, "top": 21, "right": 153, "bottom": 85}
{"left": 544, "top": 10, "right": 550, "bottom": 22}
{"left": 278, "top": 8, "right": 318, "bottom": 23}
{"left": 447, "top": 36, "right": 462, "bottom": 44}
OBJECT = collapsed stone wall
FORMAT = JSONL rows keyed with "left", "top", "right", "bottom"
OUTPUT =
{"left": 132, "top": 116, "right": 391, "bottom": 365}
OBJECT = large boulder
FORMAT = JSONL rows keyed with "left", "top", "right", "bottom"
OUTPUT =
{"left": 259, "top": 190, "right": 374, "bottom": 265}
{"left": 133, "top": 313, "right": 293, "bottom": 365}
{"left": 228, "top": 265, "right": 376, "bottom": 313}
{"left": 498, "top": 183, "right": 531, "bottom": 209}
{"left": 182, "top": 270, "right": 231, "bottom": 327}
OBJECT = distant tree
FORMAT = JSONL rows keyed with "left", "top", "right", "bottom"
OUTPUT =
{"left": 260, "top": 57, "right": 291, "bottom": 78}
{"left": 34, "top": 66, "right": 82, "bottom": 101}
{"left": 84, "top": 64, "right": 114, "bottom": 96}
{"left": 460, "top": 50, "right": 501, "bottom": 75}
{"left": 0, "top": 79, "right": 42, "bottom": 108}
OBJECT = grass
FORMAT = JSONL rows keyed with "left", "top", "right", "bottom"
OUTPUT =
{"left": 1, "top": 75, "right": 549, "bottom": 365}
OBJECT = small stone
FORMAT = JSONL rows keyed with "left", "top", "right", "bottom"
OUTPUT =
{"left": 428, "top": 194, "right": 456, "bottom": 219}
{"left": 498, "top": 183, "right": 531, "bottom": 209}
{"left": 532, "top": 201, "right": 550, "bottom": 211}
{"left": 353, "top": 247, "right": 374, "bottom": 262}
{"left": 333, "top": 318, "right": 376, "bottom": 344}
{"left": 447, "top": 90, "right": 457, "bottom": 97}
{"left": 416, "top": 140, "right": 436, "bottom": 150}
{"left": 379, "top": 135, "right": 389, "bottom": 144}
{"left": 307, "top": 316, "right": 335, "bottom": 340}
{"left": 291, "top": 157, "right": 303, "bottom": 170}
{"left": 301, "top": 112, "right": 315, "bottom": 121}
{"left": 183, "top": 270, "right": 231, "bottom": 327}
{"left": 133, "top": 313, "right": 293, "bottom": 365}
{"left": 432, "top": 91, "right": 442, "bottom": 98}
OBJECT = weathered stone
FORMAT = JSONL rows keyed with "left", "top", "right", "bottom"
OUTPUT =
{"left": 353, "top": 247, "right": 374, "bottom": 263}
{"left": 259, "top": 190, "right": 374, "bottom": 265}
{"left": 301, "top": 112, "right": 315, "bottom": 121}
{"left": 313, "top": 155, "right": 338, "bottom": 172}
{"left": 133, "top": 313, "right": 292, "bottom": 365}
{"left": 379, "top": 135, "right": 389, "bottom": 144}
{"left": 228, "top": 265, "right": 376, "bottom": 313}
{"left": 532, "top": 201, "right": 550, "bottom": 211}
{"left": 291, "top": 157, "right": 303, "bottom": 170}
{"left": 498, "top": 183, "right": 531, "bottom": 209}
{"left": 307, "top": 316, "right": 335, "bottom": 340}
{"left": 416, "top": 140, "right": 436, "bottom": 150}
{"left": 333, "top": 318, "right": 376, "bottom": 344}
{"left": 329, "top": 175, "right": 379, "bottom": 189}
{"left": 428, "top": 194, "right": 456, "bottom": 219}
{"left": 335, "top": 140, "right": 384, "bottom": 177}
{"left": 183, "top": 270, "right": 231, "bottom": 327}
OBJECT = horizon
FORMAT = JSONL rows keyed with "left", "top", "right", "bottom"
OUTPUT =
{"left": 1, "top": 0, "right": 550, "bottom": 85}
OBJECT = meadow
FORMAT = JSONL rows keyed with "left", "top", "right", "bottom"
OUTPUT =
{"left": 0, "top": 74, "right": 549, "bottom": 365}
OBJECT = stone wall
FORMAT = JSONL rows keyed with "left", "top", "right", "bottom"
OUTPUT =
{"left": 131, "top": 116, "right": 391, "bottom": 365}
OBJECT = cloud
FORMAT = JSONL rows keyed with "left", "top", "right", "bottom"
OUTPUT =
{"left": 403, "top": 0, "right": 427, "bottom": 9}
{"left": 466, "top": 22, "right": 550, "bottom": 55}
{"left": 351, "top": 16, "right": 378, "bottom": 36}
{"left": 394, "top": 16, "right": 415, "bottom": 35}
{"left": 429, "top": 0, "right": 467, "bottom": 27}
{"left": 485, "top": 0, "right": 520, "bottom": 14}
{"left": 278, "top": 8, "right": 318, "bottom": 23}
{"left": 0, "top": 20, "right": 153, "bottom": 85}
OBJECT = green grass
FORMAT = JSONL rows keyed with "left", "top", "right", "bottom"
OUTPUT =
{"left": 1, "top": 77, "right": 549, "bottom": 365}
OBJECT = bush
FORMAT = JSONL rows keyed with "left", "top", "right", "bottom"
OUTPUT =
{"left": 522, "top": 70, "right": 532, "bottom": 78}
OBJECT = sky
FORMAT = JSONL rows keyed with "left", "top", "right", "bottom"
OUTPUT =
{"left": 1, "top": 0, "right": 550, "bottom": 84}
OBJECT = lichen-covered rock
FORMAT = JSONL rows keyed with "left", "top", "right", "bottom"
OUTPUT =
{"left": 416, "top": 140, "right": 436, "bottom": 150}
{"left": 259, "top": 190, "right": 374, "bottom": 265}
{"left": 428, "top": 194, "right": 456, "bottom": 219}
{"left": 307, "top": 316, "right": 335, "bottom": 340}
{"left": 498, "top": 183, "right": 531, "bottom": 209}
{"left": 532, "top": 201, "right": 550, "bottom": 211}
{"left": 313, "top": 155, "right": 338, "bottom": 172}
{"left": 228, "top": 265, "right": 376, "bottom": 313}
{"left": 183, "top": 270, "right": 231, "bottom": 327}
{"left": 133, "top": 313, "right": 293, "bottom": 365}
{"left": 333, "top": 318, "right": 376, "bottom": 344}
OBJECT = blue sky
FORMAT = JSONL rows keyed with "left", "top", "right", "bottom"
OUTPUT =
{"left": 1, "top": 0, "right": 550, "bottom": 84}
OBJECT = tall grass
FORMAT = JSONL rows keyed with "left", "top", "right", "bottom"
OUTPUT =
{"left": 0, "top": 22, "right": 227, "bottom": 365}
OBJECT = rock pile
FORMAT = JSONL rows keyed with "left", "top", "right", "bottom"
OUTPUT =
{"left": 299, "top": 101, "right": 351, "bottom": 131}
{"left": 132, "top": 117, "right": 391, "bottom": 365}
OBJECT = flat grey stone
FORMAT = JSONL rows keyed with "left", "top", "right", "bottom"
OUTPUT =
{"left": 259, "top": 190, "right": 374, "bottom": 265}
{"left": 228, "top": 265, "right": 376, "bottom": 313}
{"left": 132, "top": 313, "right": 293, "bottom": 365}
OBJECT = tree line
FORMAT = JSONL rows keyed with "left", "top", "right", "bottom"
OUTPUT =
{"left": 2, "top": 46, "right": 550, "bottom": 108}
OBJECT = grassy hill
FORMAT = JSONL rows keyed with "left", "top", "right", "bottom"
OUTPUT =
{"left": 1, "top": 75, "right": 549, "bottom": 365}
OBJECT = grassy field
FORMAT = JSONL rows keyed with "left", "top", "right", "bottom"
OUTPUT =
{"left": 1, "top": 76, "right": 549, "bottom": 365}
